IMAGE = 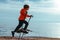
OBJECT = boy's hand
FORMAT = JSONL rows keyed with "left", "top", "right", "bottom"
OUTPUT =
{"left": 30, "top": 15, "right": 33, "bottom": 17}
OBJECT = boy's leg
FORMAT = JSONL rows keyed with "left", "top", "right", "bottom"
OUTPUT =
{"left": 23, "top": 20, "right": 29, "bottom": 30}
{"left": 14, "top": 20, "right": 24, "bottom": 32}
{"left": 12, "top": 20, "right": 23, "bottom": 37}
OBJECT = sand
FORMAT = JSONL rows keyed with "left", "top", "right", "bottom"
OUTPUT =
{"left": 0, "top": 36, "right": 60, "bottom": 40}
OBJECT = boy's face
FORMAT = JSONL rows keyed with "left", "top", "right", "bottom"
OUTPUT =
{"left": 26, "top": 7, "right": 29, "bottom": 10}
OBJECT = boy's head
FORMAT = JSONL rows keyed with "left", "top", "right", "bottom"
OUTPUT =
{"left": 24, "top": 4, "right": 29, "bottom": 10}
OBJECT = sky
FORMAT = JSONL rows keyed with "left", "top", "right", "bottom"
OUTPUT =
{"left": 0, "top": 0, "right": 60, "bottom": 38}
{"left": 1, "top": 0, "right": 60, "bottom": 22}
{"left": 0, "top": 0, "right": 60, "bottom": 14}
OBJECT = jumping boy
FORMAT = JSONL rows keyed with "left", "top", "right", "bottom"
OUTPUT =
{"left": 12, "top": 4, "right": 33, "bottom": 37}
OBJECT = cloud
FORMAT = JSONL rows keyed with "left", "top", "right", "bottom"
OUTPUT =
{"left": 11, "top": 0, "right": 25, "bottom": 2}
{"left": 0, "top": 0, "right": 7, "bottom": 3}
{"left": 0, "top": 0, "right": 59, "bottom": 15}
{"left": 11, "top": 0, "right": 41, "bottom": 2}
{"left": 29, "top": 0, "right": 41, "bottom": 2}
{"left": 0, "top": 0, "right": 24, "bottom": 3}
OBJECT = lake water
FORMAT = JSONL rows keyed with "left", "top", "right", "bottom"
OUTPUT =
{"left": 0, "top": 10, "right": 60, "bottom": 38}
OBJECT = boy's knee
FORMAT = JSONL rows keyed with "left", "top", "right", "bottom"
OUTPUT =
{"left": 26, "top": 22, "right": 28, "bottom": 25}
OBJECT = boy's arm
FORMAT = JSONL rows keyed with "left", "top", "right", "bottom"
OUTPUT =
{"left": 26, "top": 15, "right": 30, "bottom": 17}
{"left": 26, "top": 14, "right": 33, "bottom": 17}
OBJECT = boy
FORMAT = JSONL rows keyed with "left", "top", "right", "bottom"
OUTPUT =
{"left": 12, "top": 4, "right": 32, "bottom": 37}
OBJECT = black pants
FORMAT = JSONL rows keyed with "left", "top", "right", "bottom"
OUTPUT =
{"left": 14, "top": 20, "right": 28, "bottom": 32}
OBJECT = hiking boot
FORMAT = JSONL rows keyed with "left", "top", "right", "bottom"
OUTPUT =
{"left": 20, "top": 28, "right": 28, "bottom": 34}
{"left": 11, "top": 31, "right": 15, "bottom": 37}
{"left": 18, "top": 28, "right": 28, "bottom": 34}
{"left": 23, "top": 30, "right": 28, "bottom": 34}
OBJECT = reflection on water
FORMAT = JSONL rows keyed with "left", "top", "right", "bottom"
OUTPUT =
{"left": 0, "top": 20, "right": 60, "bottom": 38}
{"left": 0, "top": 12, "right": 60, "bottom": 38}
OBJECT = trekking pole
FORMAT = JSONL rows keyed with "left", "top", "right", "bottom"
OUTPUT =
{"left": 19, "top": 16, "right": 33, "bottom": 39}
{"left": 20, "top": 17, "right": 32, "bottom": 38}
{"left": 28, "top": 17, "right": 32, "bottom": 23}
{"left": 18, "top": 33, "right": 21, "bottom": 40}
{"left": 21, "top": 33, "right": 25, "bottom": 38}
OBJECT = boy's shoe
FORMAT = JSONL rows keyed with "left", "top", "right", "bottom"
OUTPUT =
{"left": 20, "top": 28, "right": 28, "bottom": 34}
{"left": 23, "top": 30, "right": 28, "bottom": 34}
{"left": 11, "top": 31, "right": 15, "bottom": 37}
{"left": 18, "top": 28, "right": 28, "bottom": 34}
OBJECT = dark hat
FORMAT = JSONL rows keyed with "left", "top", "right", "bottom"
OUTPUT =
{"left": 24, "top": 4, "right": 29, "bottom": 8}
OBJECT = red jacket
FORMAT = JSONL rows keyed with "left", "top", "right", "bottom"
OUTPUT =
{"left": 19, "top": 8, "right": 30, "bottom": 20}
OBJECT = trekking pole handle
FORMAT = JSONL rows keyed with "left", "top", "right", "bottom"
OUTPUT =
{"left": 28, "top": 17, "right": 31, "bottom": 23}
{"left": 28, "top": 15, "right": 33, "bottom": 23}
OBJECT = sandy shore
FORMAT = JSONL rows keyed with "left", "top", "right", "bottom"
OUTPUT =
{"left": 0, "top": 36, "right": 60, "bottom": 40}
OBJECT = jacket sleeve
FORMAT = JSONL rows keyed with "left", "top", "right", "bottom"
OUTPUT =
{"left": 26, "top": 14, "right": 30, "bottom": 17}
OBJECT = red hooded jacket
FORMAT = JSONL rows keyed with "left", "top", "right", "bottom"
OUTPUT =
{"left": 18, "top": 8, "right": 30, "bottom": 20}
